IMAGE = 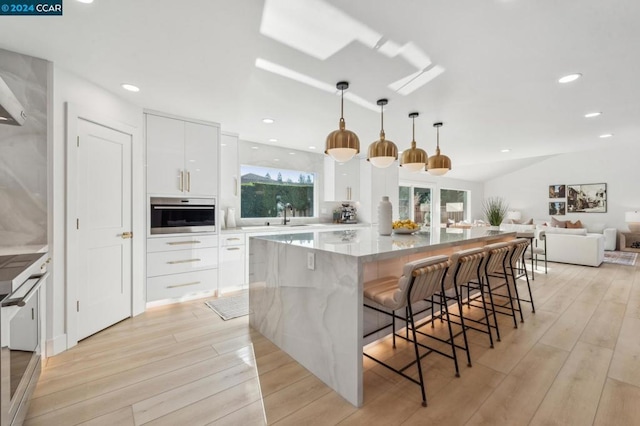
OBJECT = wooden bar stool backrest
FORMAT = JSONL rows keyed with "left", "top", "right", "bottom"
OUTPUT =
{"left": 483, "top": 242, "right": 511, "bottom": 273}
{"left": 381, "top": 255, "right": 450, "bottom": 310}
{"left": 444, "top": 247, "right": 486, "bottom": 291}
{"left": 405, "top": 257, "right": 450, "bottom": 306}
{"left": 508, "top": 238, "right": 530, "bottom": 267}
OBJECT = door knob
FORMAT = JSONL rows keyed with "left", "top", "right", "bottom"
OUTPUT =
{"left": 121, "top": 232, "right": 133, "bottom": 239}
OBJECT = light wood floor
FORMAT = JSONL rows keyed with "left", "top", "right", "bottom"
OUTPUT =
{"left": 25, "top": 259, "right": 640, "bottom": 425}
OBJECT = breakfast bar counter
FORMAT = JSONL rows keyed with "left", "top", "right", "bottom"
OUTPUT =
{"left": 248, "top": 227, "right": 515, "bottom": 407}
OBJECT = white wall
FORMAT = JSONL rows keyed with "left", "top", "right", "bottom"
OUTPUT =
{"left": 49, "top": 66, "right": 143, "bottom": 355}
{"left": 484, "top": 144, "right": 640, "bottom": 232}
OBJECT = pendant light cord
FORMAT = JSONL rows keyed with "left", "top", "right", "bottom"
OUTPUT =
{"left": 340, "top": 88, "right": 344, "bottom": 119}
{"left": 436, "top": 125, "right": 440, "bottom": 149}
{"left": 380, "top": 103, "right": 384, "bottom": 132}
{"left": 412, "top": 115, "right": 415, "bottom": 141}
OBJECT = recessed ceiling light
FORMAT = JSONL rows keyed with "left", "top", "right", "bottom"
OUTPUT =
{"left": 76, "top": 0, "right": 94, "bottom": 3}
{"left": 501, "top": 149, "right": 510, "bottom": 153}
{"left": 599, "top": 133, "right": 613, "bottom": 138}
{"left": 274, "top": 158, "right": 280, "bottom": 162}
{"left": 269, "top": 138, "right": 278, "bottom": 142}
{"left": 584, "top": 112, "right": 602, "bottom": 118}
{"left": 308, "top": 146, "right": 316, "bottom": 150}
{"left": 251, "top": 146, "right": 259, "bottom": 150}
{"left": 121, "top": 83, "right": 140, "bottom": 92}
{"left": 262, "top": 118, "right": 275, "bottom": 124}
{"left": 221, "top": 143, "right": 227, "bottom": 147}
{"left": 289, "top": 152, "right": 295, "bottom": 155}
{"left": 558, "top": 73, "right": 582, "bottom": 84}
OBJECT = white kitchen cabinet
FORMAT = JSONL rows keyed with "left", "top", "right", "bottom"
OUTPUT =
{"left": 323, "top": 156, "right": 359, "bottom": 202}
{"left": 219, "top": 132, "right": 239, "bottom": 208}
{"left": 146, "top": 113, "right": 219, "bottom": 197}
{"left": 146, "top": 234, "right": 218, "bottom": 303}
{"left": 218, "top": 233, "right": 246, "bottom": 294}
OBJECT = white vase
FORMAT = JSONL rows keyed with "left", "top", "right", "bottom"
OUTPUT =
{"left": 227, "top": 207, "right": 236, "bottom": 229}
{"left": 378, "top": 196, "right": 392, "bottom": 236}
{"left": 220, "top": 209, "right": 226, "bottom": 230}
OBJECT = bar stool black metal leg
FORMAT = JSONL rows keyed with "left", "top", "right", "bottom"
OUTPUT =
{"left": 484, "top": 275, "right": 502, "bottom": 342}
{"left": 453, "top": 282, "right": 473, "bottom": 366}
{"left": 407, "top": 302, "right": 427, "bottom": 407}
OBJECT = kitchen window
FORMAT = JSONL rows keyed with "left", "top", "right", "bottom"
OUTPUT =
{"left": 240, "top": 165, "right": 315, "bottom": 218}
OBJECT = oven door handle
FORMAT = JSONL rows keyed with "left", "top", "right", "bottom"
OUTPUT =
{"left": 2, "top": 272, "right": 49, "bottom": 307}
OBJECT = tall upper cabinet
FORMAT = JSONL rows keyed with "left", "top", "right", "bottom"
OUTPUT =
{"left": 219, "top": 132, "right": 239, "bottom": 217}
{"left": 324, "top": 156, "right": 360, "bottom": 202}
{"left": 146, "top": 112, "right": 219, "bottom": 197}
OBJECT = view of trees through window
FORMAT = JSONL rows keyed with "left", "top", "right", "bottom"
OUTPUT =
{"left": 240, "top": 165, "right": 315, "bottom": 218}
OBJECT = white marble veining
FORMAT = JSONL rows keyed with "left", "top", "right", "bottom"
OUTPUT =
{"left": 249, "top": 237, "right": 362, "bottom": 406}
{"left": 253, "top": 227, "right": 514, "bottom": 262}
{"left": 249, "top": 227, "right": 515, "bottom": 407}
{"left": 0, "top": 48, "right": 48, "bottom": 248}
{"left": 0, "top": 244, "right": 48, "bottom": 256}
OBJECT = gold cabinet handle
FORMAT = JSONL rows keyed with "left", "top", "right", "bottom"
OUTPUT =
{"left": 121, "top": 232, "right": 133, "bottom": 239}
{"left": 187, "top": 171, "right": 191, "bottom": 192}
{"left": 167, "top": 258, "right": 201, "bottom": 264}
{"left": 179, "top": 171, "right": 184, "bottom": 192}
{"left": 166, "top": 281, "right": 201, "bottom": 289}
{"left": 226, "top": 238, "right": 241, "bottom": 241}
{"left": 226, "top": 247, "right": 240, "bottom": 251}
{"left": 167, "top": 240, "right": 201, "bottom": 245}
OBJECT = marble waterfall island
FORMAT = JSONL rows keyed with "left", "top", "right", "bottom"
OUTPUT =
{"left": 248, "top": 227, "right": 515, "bottom": 407}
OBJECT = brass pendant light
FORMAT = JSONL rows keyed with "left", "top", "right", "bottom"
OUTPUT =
{"left": 426, "top": 122, "right": 451, "bottom": 176}
{"left": 325, "top": 81, "right": 360, "bottom": 162}
{"left": 400, "top": 112, "right": 428, "bottom": 172}
{"left": 367, "top": 99, "right": 398, "bottom": 168}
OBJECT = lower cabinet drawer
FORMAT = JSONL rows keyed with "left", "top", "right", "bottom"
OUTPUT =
{"left": 147, "top": 269, "right": 218, "bottom": 302}
{"left": 147, "top": 247, "right": 218, "bottom": 277}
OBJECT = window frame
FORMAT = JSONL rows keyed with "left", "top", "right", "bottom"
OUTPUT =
{"left": 239, "top": 164, "right": 318, "bottom": 220}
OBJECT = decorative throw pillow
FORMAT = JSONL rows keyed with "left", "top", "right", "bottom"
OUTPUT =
{"left": 550, "top": 217, "right": 567, "bottom": 228}
{"left": 566, "top": 220, "right": 583, "bottom": 229}
{"left": 509, "top": 218, "right": 534, "bottom": 225}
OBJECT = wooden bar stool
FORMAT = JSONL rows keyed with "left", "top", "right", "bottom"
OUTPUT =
{"left": 363, "top": 255, "right": 450, "bottom": 407}
{"left": 483, "top": 242, "right": 520, "bottom": 331}
{"left": 436, "top": 247, "right": 494, "bottom": 353}
{"left": 507, "top": 238, "right": 535, "bottom": 315}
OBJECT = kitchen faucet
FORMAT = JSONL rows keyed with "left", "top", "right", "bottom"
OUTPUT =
{"left": 283, "top": 203, "right": 293, "bottom": 225}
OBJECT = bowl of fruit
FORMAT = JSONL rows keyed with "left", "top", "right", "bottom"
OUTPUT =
{"left": 392, "top": 219, "right": 420, "bottom": 234}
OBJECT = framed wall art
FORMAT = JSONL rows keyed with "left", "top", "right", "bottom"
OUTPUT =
{"left": 549, "top": 201, "right": 566, "bottom": 215}
{"left": 567, "top": 183, "right": 607, "bottom": 213}
{"left": 549, "top": 184, "right": 565, "bottom": 198}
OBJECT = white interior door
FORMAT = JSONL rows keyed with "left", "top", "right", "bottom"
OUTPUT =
{"left": 76, "top": 118, "right": 132, "bottom": 340}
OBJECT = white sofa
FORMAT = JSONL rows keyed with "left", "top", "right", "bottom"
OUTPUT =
{"left": 499, "top": 222, "right": 613, "bottom": 267}
{"left": 542, "top": 227, "right": 604, "bottom": 267}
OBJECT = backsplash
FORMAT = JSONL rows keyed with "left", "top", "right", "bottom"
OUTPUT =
{"left": 0, "top": 48, "right": 48, "bottom": 247}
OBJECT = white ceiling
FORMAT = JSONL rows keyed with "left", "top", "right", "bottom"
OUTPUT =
{"left": 1, "top": 0, "right": 639, "bottom": 181}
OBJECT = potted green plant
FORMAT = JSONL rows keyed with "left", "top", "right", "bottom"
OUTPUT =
{"left": 482, "top": 197, "right": 509, "bottom": 229}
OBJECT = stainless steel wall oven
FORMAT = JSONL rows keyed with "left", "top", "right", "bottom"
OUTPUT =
{"left": 150, "top": 197, "right": 216, "bottom": 235}
{"left": 1, "top": 253, "right": 48, "bottom": 426}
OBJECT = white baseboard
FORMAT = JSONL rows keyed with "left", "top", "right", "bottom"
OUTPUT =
{"left": 45, "top": 334, "right": 68, "bottom": 357}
